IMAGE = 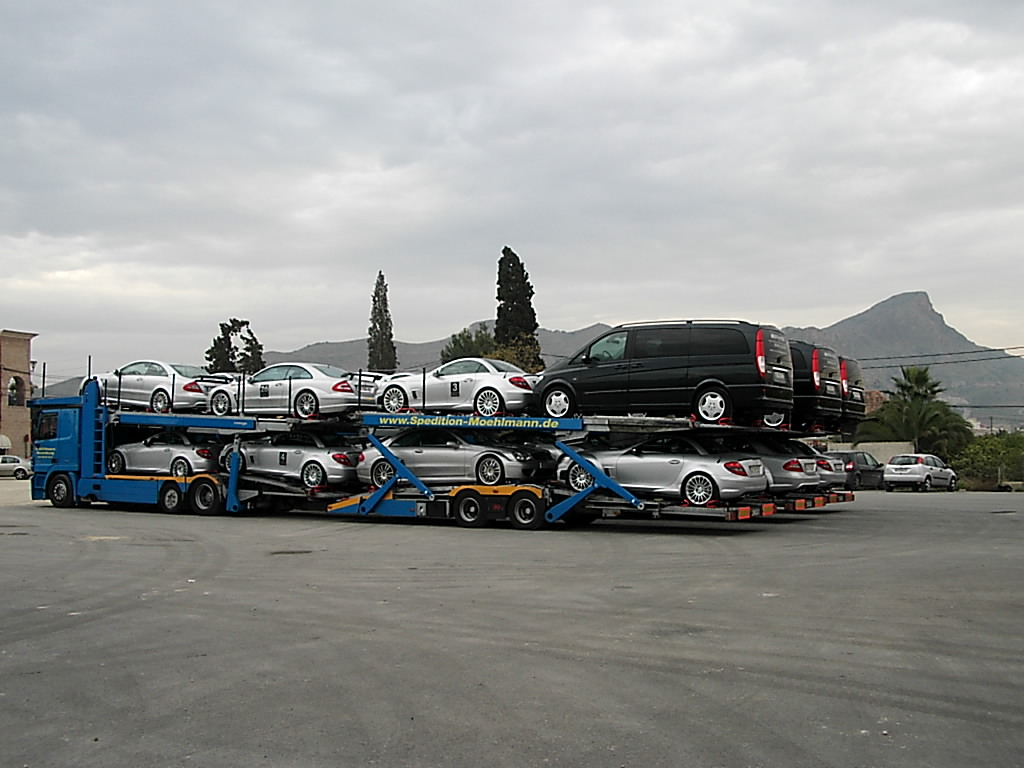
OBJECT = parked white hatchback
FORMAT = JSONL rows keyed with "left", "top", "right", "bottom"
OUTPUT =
{"left": 883, "top": 453, "right": 958, "bottom": 492}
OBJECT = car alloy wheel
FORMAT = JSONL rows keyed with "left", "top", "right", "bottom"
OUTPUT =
{"left": 682, "top": 472, "right": 717, "bottom": 506}
{"left": 210, "top": 391, "right": 232, "bottom": 416}
{"left": 371, "top": 460, "right": 395, "bottom": 487}
{"left": 301, "top": 462, "right": 326, "bottom": 489}
{"left": 474, "top": 388, "right": 503, "bottom": 417}
{"left": 475, "top": 456, "right": 505, "bottom": 486}
{"left": 381, "top": 386, "right": 408, "bottom": 414}
{"left": 294, "top": 391, "right": 319, "bottom": 419}
{"left": 543, "top": 387, "right": 574, "bottom": 418}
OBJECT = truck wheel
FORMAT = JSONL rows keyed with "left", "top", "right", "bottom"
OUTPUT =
{"left": 453, "top": 489, "right": 488, "bottom": 528}
{"left": 507, "top": 491, "right": 546, "bottom": 530}
{"left": 46, "top": 473, "right": 76, "bottom": 508}
{"left": 188, "top": 477, "right": 224, "bottom": 516}
{"left": 157, "top": 482, "right": 185, "bottom": 514}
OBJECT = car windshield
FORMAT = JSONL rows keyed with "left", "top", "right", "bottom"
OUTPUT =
{"left": 313, "top": 364, "right": 349, "bottom": 378}
{"left": 170, "top": 364, "right": 208, "bottom": 378}
{"left": 486, "top": 359, "right": 527, "bottom": 374}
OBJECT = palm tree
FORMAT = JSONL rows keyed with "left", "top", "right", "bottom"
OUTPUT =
{"left": 855, "top": 366, "right": 973, "bottom": 459}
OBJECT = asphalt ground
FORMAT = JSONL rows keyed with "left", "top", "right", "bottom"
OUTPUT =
{"left": 1, "top": 479, "right": 1022, "bottom": 768}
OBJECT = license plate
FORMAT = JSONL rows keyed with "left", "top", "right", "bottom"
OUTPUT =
{"left": 772, "top": 370, "right": 787, "bottom": 383}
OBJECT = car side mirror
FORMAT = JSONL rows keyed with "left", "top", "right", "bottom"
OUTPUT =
{"left": 112, "top": 369, "right": 121, "bottom": 376}
{"left": 582, "top": 355, "right": 597, "bottom": 366}
{"left": 446, "top": 441, "right": 459, "bottom": 448}
{"left": 143, "top": 437, "right": 153, "bottom": 446}
{"left": 433, "top": 371, "right": 443, "bottom": 378}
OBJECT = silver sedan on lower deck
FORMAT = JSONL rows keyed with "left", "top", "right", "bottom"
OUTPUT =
{"left": 560, "top": 431, "right": 767, "bottom": 506}
{"left": 221, "top": 432, "right": 362, "bottom": 489}
{"left": 688, "top": 433, "right": 821, "bottom": 496}
{"left": 357, "top": 428, "right": 556, "bottom": 488}
{"left": 106, "top": 431, "right": 224, "bottom": 477}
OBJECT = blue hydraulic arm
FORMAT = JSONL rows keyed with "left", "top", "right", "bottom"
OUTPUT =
{"left": 224, "top": 439, "right": 243, "bottom": 514}
{"left": 545, "top": 440, "right": 645, "bottom": 523}
{"left": 357, "top": 434, "right": 435, "bottom": 515}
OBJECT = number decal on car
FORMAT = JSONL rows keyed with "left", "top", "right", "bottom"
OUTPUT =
{"left": 278, "top": 452, "right": 288, "bottom": 466}
{"left": 450, "top": 382, "right": 460, "bottom": 397}
{"left": 260, "top": 384, "right": 270, "bottom": 398}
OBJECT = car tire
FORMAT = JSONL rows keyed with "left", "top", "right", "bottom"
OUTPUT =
{"left": 188, "top": 477, "right": 224, "bottom": 516}
{"left": 453, "top": 489, "right": 488, "bottom": 528}
{"left": 948, "top": 476, "right": 958, "bottom": 492}
{"left": 682, "top": 472, "right": 718, "bottom": 506}
{"left": 210, "top": 391, "right": 233, "bottom": 416}
{"left": 157, "top": 482, "right": 185, "bottom": 514}
{"left": 46, "top": 472, "right": 76, "bottom": 508}
{"left": 301, "top": 461, "right": 327, "bottom": 489}
{"left": 567, "top": 462, "right": 595, "bottom": 493}
{"left": 473, "top": 388, "right": 504, "bottom": 417}
{"left": 170, "top": 458, "right": 192, "bottom": 478}
{"left": 474, "top": 455, "right": 506, "bottom": 486}
{"left": 107, "top": 451, "right": 127, "bottom": 475}
{"left": 507, "top": 491, "right": 546, "bottom": 530}
{"left": 694, "top": 386, "right": 731, "bottom": 423}
{"left": 380, "top": 385, "right": 409, "bottom": 414}
{"left": 849, "top": 473, "right": 861, "bottom": 491}
{"left": 294, "top": 391, "right": 319, "bottom": 419}
{"left": 13, "top": 467, "right": 29, "bottom": 480}
{"left": 919, "top": 476, "right": 932, "bottom": 492}
{"left": 150, "top": 389, "right": 171, "bottom": 413}
{"left": 542, "top": 386, "right": 576, "bottom": 418}
{"left": 370, "top": 459, "right": 395, "bottom": 488}
{"left": 885, "top": 483, "right": 894, "bottom": 492}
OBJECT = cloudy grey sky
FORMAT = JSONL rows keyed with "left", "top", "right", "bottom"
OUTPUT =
{"left": 3, "top": 1, "right": 1022, "bottom": 384}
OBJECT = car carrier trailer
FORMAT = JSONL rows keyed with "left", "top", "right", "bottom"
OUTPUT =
{"left": 29, "top": 379, "right": 853, "bottom": 528}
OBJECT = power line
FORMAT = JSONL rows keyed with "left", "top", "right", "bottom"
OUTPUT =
{"left": 860, "top": 345, "right": 1024, "bottom": 362}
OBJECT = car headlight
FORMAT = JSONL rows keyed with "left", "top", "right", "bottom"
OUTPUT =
{"left": 512, "top": 451, "right": 528, "bottom": 461}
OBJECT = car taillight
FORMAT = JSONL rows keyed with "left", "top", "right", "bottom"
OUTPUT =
{"left": 333, "top": 380, "right": 354, "bottom": 393}
{"left": 840, "top": 360, "right": 849, "bottom": 395}
{"left": 332, "top": 453, "right": 353, "bottom": 466}
{"left": 916, "top": 456, "right": 924, "bottom": 464}
{"left": 782, "top": 459, "right": 803, "bottom": 472}
{"left": 357, "top": 452, "right": 365, "bottom": 463}
{"left": 724, "top": 460, "right": 748, "bottom": 476}
{"left": 197, "top": 448, "right": 213, "bottom": 459}
{"left": 845, "top": 460, "right": 854, "bottom": 471}
{"left": 183, "top": 381, "right": 203, "bottom": 393}
{"left": 812, "top": 349, "right": 821, "bottom": 390}
{"left": 509, "top": 376, "right": 532, "bottom": 391}
{"left": 755, "top": 329, "right": 767, "bottom": 378}
{"left": 816, "top": 458, "right": 831, "bottom": 471}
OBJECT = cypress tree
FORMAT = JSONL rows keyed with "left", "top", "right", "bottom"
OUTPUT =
{"left": 367, "top": 271, "right": 398, "bottom": 373}
{"left": 494, "top": 246, "right": 544, "bottom": 371}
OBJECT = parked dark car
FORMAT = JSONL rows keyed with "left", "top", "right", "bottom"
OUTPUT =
{"left": 838, "top": 356, "right": 867, "bottom": 429}
{"left": 824, "top": 450, "right": 884, "bottom": 490}
{"left": 535, "top": 320, "right": 794, "bottom": 426}
{"left": 789, "top": 341, "right": 843, "bottom": 432}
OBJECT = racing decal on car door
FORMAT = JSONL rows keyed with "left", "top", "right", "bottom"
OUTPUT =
{"left": 450, "top": 382, "right": 460, "bottom": 397}
{"left": 259, "top": 384, "right": 270, "bottom": 398}
{"left": 278, "top": 452, "right": 288, "bottom": 466}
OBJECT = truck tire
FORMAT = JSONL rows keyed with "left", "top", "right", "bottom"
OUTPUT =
{"left": 188, "top": 477, "right": 224, "bottom": 516}
{"left": 507, "top": 490, "right": 546, "bottom": 530}
{"left": 46, "top": 473, "right": 76, "bottom": 508}
{"left": 157, "top": 482, "right": 186, "bottom": 514}
{"left": 453, "top": 489, "right": 488, "bottom": 528}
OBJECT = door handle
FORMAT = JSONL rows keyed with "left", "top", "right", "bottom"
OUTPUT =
{"left": 669, "top": 459, "right": 681, "bottom": 465}
{"left": 614, "top": 363, "right": 628, "bottom": 369}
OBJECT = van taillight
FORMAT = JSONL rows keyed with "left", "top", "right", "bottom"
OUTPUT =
{"left": 755, "top": 329, "right": 767, "bottom": 378}
{"left": 812, "top": 348, "right": 821, "bottom": 390}
{"left": 840, "top": 360, "right": 849, "bottom": 395}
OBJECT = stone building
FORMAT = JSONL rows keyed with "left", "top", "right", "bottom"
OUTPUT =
{"left": 0, "top": 329, "right": 37, "bottom": 457}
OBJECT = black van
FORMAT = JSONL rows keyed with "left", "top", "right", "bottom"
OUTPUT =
{"left": 535, "top": 320, "right": 794, "bottom": 425}
{"left": 838, "top": 355, "right": 866, "bottom": 428}
{"left": 788, "top": 340, "right": 843, "bottom": 431}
